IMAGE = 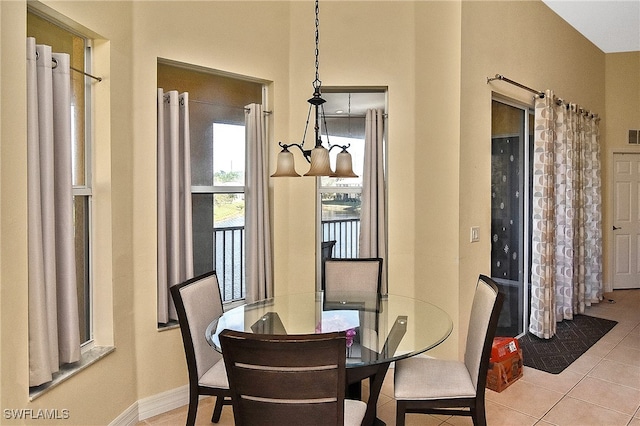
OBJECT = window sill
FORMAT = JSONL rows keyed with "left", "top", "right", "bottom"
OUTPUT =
{"left": 158, "top": 320, "right": 179, "bottom": 331}
{"left": 29, "top": 345, "right": 115, "bottom": 401}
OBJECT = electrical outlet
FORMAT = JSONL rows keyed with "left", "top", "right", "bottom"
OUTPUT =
{"left": 470, "top": 226, "right": 480, "bottom": 243}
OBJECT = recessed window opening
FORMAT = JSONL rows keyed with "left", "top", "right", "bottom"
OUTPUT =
{"left": 27, "top": 9, "right": 94, "bottom": 348}
{"left": 316, "top": 89, "right": 387, "bottom": 288}
{"left": 157, "top": 61, "right": 264, "bottom": 327}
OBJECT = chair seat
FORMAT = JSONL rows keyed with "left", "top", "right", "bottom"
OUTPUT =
{"left": 394, "top": 356, "right": 476, "bottom": 400}
{"left": 198, "top": 359, "right": 229, "bottom": 389}
{"left": 394, "top": 276, "right": 503, "bottom": 426}
{"left": 344, "top": 399, "right": 367, "bottom": 426}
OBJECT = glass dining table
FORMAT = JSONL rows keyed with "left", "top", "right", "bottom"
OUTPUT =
{"left": 206, "top": 290, "right": 452, "bottom": 426}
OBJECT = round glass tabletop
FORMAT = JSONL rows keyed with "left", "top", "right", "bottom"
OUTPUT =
{"left": 206, "top": 291, "right": 452, "bottom": 367}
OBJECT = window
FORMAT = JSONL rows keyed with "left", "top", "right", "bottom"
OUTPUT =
{"left": 27, "top": 10, "right": 93, "bottom": 346}
{"left": 316, "top": 90, "right": 386, "bottom": 283}
{"left": 158, "top": 62, "right": 263, "bottom": 304}
{"left": 204, "top": 122, "right": 246, "bottom": 302}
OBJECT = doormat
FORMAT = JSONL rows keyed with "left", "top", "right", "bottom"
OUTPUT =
{"left": 518, "top": 315, "right": 618, "bottom": 374}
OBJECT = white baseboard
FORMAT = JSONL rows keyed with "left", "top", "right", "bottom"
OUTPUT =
{"left": 109, "top": 385, "right": 189, "bottom": 426}
{"left": 111, "top": 366, "right": 393, "bottom": 425}
{"left": 108, "top": 401, "right": 138, "bottom": 426}
{"left": 139, "top": 385, "right": 190, "bottom": 420}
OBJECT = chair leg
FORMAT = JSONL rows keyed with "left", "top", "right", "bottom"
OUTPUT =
{"left": 211, "top": 396, "right": 225, "bottom": 423}
{"left": 395, "top": 401, "right": 406, "bottom": 426}
{"left": 471, "top": 403, "right": 487, "bottom": 426}
{"left": 186, "top": 391, "right": 198, "bottom": 426}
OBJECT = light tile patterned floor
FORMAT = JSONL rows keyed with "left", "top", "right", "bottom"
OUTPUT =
{"left": 139, "top": 289, "right": 640, "bottom": 426}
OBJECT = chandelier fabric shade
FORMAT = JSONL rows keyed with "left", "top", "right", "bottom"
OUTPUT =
{"left": 271, "top": 0, "right": 357, "bottom": 179}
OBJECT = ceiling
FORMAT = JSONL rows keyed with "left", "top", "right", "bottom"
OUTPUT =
{"left": 322, "top": 91, "right": 386, "bottom": 117}
{"left": 320, "top": 2, "right": 639, "bottom": 114}
{"left": 542, "top": 0, "right": 640, "bottom": 53}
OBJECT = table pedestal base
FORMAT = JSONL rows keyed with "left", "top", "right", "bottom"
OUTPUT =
{"left": 347, "top": 362, "right": 390, "bottom": 426}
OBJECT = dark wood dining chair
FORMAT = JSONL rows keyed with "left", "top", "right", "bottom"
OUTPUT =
{"left": 393, "top": 275, "right": 504, "bottom": 426}
{"left": 219, "top": 329, "right": 367, "bottom": 426}
{"left": 321, "top": 240, "right": 337, "bottom": 260}
{"left": 170, "top": 271, "right": 232, "bottom": 426}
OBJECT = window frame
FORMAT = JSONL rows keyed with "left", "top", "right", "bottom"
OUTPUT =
{"left": 76, "top": 38, "right": 95, "bottom": 350}
{"left": 490, "top": 93, "right": 535, "bottom": 338}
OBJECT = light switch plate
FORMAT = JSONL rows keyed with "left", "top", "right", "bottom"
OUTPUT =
{"left": 470, "top": 226, "right": 480, "bottom": 243}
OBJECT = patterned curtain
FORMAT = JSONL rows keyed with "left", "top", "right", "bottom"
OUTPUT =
{"left": 529, "top": 90, "right": 603, "bottom": 339}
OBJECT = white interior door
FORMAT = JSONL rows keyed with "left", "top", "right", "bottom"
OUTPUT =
{"left": 613, "top": 152, "right": 640, "bottom": 289}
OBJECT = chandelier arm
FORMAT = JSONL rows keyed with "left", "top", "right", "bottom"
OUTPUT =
{"left": 302, "top": 102, "right": 313, "bottom": 149}
{"left": 278, "top": 141, "right": 312, "bottom": 163}
{"left": 320, "top": 103, "right": 330, "bottom": 146}
{"left": 328, "top": 143, "right": 350, "bottom": 153}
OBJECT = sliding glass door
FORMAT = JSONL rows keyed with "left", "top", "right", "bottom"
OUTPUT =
{"left": 491, "top": 98, "right": 533, "bottom": 337}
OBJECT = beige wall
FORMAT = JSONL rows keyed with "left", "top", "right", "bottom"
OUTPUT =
{"left": 458, "top": 0, "right": 605, "bottom": 356}
{"left": 0, "top": 0, "right": 630, "bottom": 423}
{"left": 129, "top": 0, "right": 291, "bottom": 401}
{"left": 413, "top": 0, "right": 462, "bottom": 358}
{"left": 1, "top": 0, "right": 29, "bottom": 415}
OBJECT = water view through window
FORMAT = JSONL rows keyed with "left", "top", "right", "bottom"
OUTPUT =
{"left": 320, "top": 135, "right": 364, "bottom": 258}
{"left": 212, "top": 123, "right": 245, "bottom": 301}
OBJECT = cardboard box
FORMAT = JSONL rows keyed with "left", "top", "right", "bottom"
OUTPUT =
{"left": 491, "top": 336, "right": 520, "bottom": 362}
{"left": 486, "top": 337, "right": 523, "bottom": 392}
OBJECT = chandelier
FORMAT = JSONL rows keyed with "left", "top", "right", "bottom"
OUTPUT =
{"left": 271, "top": 0, "right": 357, "bottom": 178}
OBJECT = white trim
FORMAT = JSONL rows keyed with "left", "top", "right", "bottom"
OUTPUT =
{"left": 109, "top": 361, "right": 395, "bottom": 424}
{"left": 108, "top": 401, "right": 138, "bottom": 426}
{"left": 109, "top": 385, "right": 189, "bottom": 426}
{"left": 137, "top": 385, "right": 190, "bottom": 421}
{"left": 607, "top": 147, "right": 640, "bottom": 293}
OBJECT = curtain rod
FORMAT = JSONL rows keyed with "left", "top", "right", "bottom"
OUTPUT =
{"left": 70, "top": 66, "right": 102, "bottom": 82}
{"left": 323, "top": 113, "right": 388, "bottom": 119}
{"left": 189, "top": 98, "right": 272, "bottom": 115}
{"left": 35, "top": 51, "right": 103, "bottom": 82}
{"left": 487, "top": 73, "right": 599, "bottom": 119}
{"left": 486, "top": 74, "right": 542, "bottom": 96}
{"left": 50, "top": 56, "right": 102, "bottom": 82}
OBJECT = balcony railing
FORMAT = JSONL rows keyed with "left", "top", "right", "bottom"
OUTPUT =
{"left": 214, "top": 225, "right": 245, "bottom": 303}
{"left": 321, "top": 218, "right": 360, "bottom": 258}
{"left": 214, "top": 218, "right": 360, "bottom": 303}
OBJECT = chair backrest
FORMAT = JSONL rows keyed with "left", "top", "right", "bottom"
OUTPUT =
{"left": 463, "top": 275, "right": 504, "bottom": 392}
{"left": 170, "top": 271, "right": 224, "bottom": 383}
{"left": 219, "top": 330, "right": 347, "bottom": 426}
{"left": 321, "top": 240, "right": 337, "bottom": 260}
{"left": 322, "top": 257, "right": 383, "bottom": 293}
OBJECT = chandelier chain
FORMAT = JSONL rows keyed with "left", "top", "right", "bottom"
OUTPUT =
{"left": 313, "top": 0, "right": 321, "bottom": 90}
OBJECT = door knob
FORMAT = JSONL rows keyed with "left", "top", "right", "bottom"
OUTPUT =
{"left": 613, "top": 225, "right": 621, "bottom": 231}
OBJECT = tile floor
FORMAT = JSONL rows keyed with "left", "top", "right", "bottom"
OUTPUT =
{"left": 139, "top": 289, "right": 640, "bottom": 426}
